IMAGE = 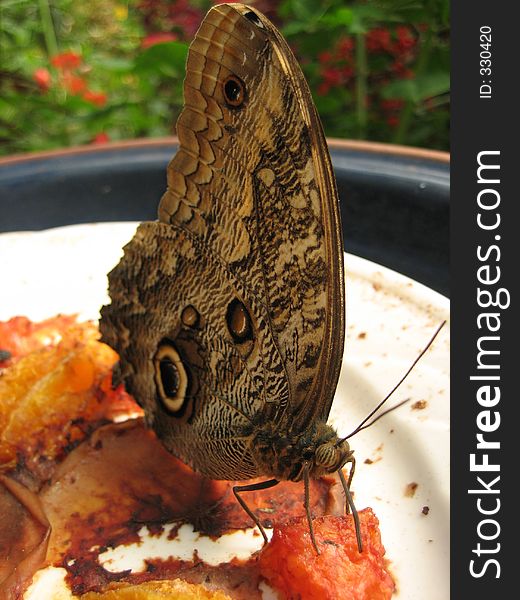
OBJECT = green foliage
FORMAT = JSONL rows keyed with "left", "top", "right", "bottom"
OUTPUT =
{"left": 0, "top": 0, "right": 449, "bottom": 155}
{"left": 0, "top": 0, "right": 187, "bottom": 152}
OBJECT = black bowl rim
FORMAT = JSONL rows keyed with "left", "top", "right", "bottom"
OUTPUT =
{"left": 0, "top": 137, "right": 450, "bottom": 167}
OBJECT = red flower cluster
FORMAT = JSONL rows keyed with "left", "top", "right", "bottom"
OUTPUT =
{"left": 317, "top": 36, "right": 355, "bottom": 96}
{"left": 34, "top": 51, "right": 108, "bottom": 109}
{"left": 318, "top": 26, "right": 417, "bottom": 95}
{"left": 83, "top": 90, "right": 108, "bottom": 107}
{"left": 33, "top": 51, "right": 109, "bottom": 143}
{"left": 51, "top": 51, "right": 82, "bottom": 70}
{"left": 317, "top": 25, "right": 419, "bottom": 128}
{"left": 92, "top": 132, "right": 110, "bottom": 144}
{"left": 366, "top": 28, "right": 392, "bottom": 52}
{"left": 33, "top": 68, "right": 52, "bottom": 91}
{"left": 366, "top": 25, "right": 417, "bottom": 56}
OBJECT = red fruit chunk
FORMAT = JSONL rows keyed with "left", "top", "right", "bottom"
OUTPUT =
{"left": 258, "top": 509, "right": 395, "bottom": 600}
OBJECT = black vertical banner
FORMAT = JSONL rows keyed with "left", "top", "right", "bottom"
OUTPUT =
{"left": 452, "top": 1, "right": 516, "bottom": 597}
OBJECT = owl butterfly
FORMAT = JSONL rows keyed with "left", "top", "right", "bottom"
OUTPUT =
{"left": 100, "top": 2, "right": 352, "bottom": 553}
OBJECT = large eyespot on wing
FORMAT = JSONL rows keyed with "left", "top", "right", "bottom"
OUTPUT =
{"left": 154, "top": 341, "right": 189, "bottom": 415}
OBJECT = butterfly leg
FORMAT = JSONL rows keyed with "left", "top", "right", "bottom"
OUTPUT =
{"left": 303, "top": 461, "right": 320, "bottom": 555}
{"left": 233, "top": 478, "right": 279, "bottom": 544}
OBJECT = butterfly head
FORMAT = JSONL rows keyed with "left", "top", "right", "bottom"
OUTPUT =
{"left": 314, "top": 436, "right": 353, "bottom": 476}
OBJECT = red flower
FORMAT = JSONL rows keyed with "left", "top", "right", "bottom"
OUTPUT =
{"left": 392, "top": 60, "right": 415, "bottom": 79}
{"left": 366, "top": 28, "right": 392, "bottom": 52}
{"left": 51, "top": 51, "right": 82, "bottom": 70}
{"left": 387, "top": 115, "right": 400, "bottom": 127}
{"left": 141, "top": 32, "right": 178, "bottom": 48}
{"left": 92, "top": 132, "right": 110, "bottom": 144}
{"left": 396, "top": 26, "right": 416, "bottom": 51}
{"left": 33, "top": 68, "right": 51, "bottom": 91}
{"left": 322, "top": 67, "right": 343, "bottom": 87}
{"left": 341, "top": 65, "right": 354, "bottom": 79}
{"left": 62, "top": 73, "right": 87, "bottom": 95}
{"left": 318, "top": 50, "right": 333, "bottom": 64}
{"left": 83, "top": 90, "right": 108, "bottom": 107}
{"left": 337, "top": 37, "right": 354, "bottom": 56}
{"left": 317, "top": 82, "right": 331, "bottom": 96}
{"left": 399, "top": 68, "right": 415, "bottom": 80}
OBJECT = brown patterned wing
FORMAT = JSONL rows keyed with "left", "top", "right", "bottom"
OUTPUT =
{"left": 159, "top": 4, "right": 345, "bottom": 424}
{"left": 99, "top": 3, "right": 344, "bottom": 479}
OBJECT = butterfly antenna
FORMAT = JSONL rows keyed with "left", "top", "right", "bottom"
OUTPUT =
{"left": 342, "top": 320, "right": 446, "bottom": 441}
{"left": 350, "top": 397, "right": 410, "bottom": 436}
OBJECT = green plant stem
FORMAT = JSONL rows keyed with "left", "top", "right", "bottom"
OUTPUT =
{"left": 354, "top": 31, "right": 367, "bottom": 139}
{"left": 393, "top": 27, "right": 433, "bottom": 145}
{"left": 38, "top": 0, "right": 58, "bottom": 58}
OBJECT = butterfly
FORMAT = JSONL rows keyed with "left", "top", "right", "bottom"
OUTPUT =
{"left": 100, "top": 2, "right": 356, "bottom": 553}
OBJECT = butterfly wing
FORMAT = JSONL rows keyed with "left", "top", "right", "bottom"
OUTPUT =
{"left": 100, "top": 3, "right": 345, "bottom": 479}
{"left": 159, "top": 3, "right": 346, "bottom": 426}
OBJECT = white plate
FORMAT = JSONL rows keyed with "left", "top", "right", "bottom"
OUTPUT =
{"left": 0, "top": 223, "right": 449, "bottom": 600}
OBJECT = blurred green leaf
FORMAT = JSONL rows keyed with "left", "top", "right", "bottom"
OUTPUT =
{"left": 90, "top": 56, "right": 135, "bottom": 73}
{"left": 279, "top": 0, "right": 327, "bottom": 21}
{"left": 348, "top": 4, "right": 390, "bottom": 32}
{"left": 382, "top": 71, "right": 450, "bottom": 102}
{"left": 315, "top": 91, "right": 346, "bottom": 115}
{"left": 320, "top": 7, "right": 353, "bottom": 27}
{"left": 135, "top": 42, "right": 189, "bottom": 77}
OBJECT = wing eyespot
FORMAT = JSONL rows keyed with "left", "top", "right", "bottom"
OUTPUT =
{"left": 181, "top": 304, "right": 200, "bottom": 328}
{"left": 223, "top": 75, "right": 246, "bottom": 108}
{"left": 154, "top": 342, "right": 189, "bottom": 414}
{"left": 226, "top": 298, "right": 254, "bottom": 344}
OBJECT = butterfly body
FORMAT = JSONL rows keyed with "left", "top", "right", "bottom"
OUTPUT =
{"left": 249, "top": 418, "right": 352, "bottom": 482}
{"left": 100, "top": 3, "right": 349, "bottom": 540}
